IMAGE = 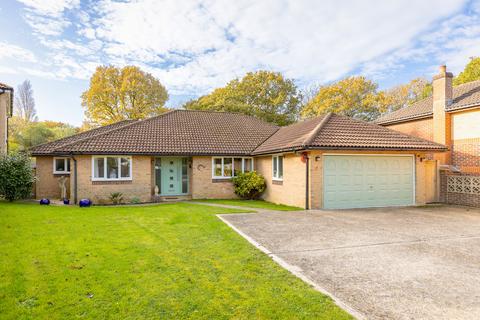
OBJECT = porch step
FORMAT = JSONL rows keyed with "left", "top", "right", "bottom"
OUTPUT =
{"left": 152, "top": 195, "right": 192, "bottom": 202}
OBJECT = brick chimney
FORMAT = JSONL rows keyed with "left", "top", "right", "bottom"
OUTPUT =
{"left": 432, "top": 65, "right": 453, "bottom": 164}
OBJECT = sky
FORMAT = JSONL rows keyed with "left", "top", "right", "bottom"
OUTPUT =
{"left": 1, "top": 0, "right": 480, "bottom": 126}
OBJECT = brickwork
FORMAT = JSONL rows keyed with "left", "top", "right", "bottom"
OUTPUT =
{"left": 70, "top": 155, "right": 152, "bottom": 204}
{"left": 35, "top": 156, "right": 70, "bottom": 200}
{"left": 452, "top": 138, "right": 480, "bottom": 173}
{"left": 191, "top": 156, "right": 237, "bottom": 199}
{"left": 256, "top": 153, "right": 307, "bottom": 208}
{"left": 0, "top": 91, "right": 10, "bottom": 154}
{"left": 440, "top": 171, "right": 480, "bottom": 207}
{"left": 387, "top": 118, "right": 434, "bottom": 141}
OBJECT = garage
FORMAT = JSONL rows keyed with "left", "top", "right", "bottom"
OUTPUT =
{"left": 323, "top": 155, "right": 415, "bottom": 209}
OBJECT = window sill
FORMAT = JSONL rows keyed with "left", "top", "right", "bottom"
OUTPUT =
{"left": 92, "top": 180, "right": 133, "bottom": 185}
{"left": 53, "top": 172, "right": 70, "bottom": 175}
{"left": 212, "top": 178, "right": 233, "bottom": 183}
{"left": 272, "top": 179, "right": 283, "bottom": 185}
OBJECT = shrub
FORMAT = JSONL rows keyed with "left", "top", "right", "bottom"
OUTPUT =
{"left": 0, "top": 153, "right": 35, "bottom": 201}
{"left": 109, "top": 192, "right": 123, "bottom": 205}
{"left": 130, "top": 197, "right": 141, "bottom": 204}
{"left": 232, "top": 171, "right": 266, "bottom": 199}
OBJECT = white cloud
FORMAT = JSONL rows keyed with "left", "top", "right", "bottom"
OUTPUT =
{"left": 0, "top": 42, "right": 37, "bottom": 62}
{"left": 90, "top": 0, "right": 466, "bottom": 94}
{"left": 13, "top": 0, "right": 479, "bottom": 96}
{"left": 17, "top": 0, "right": 79, "bottom": 17}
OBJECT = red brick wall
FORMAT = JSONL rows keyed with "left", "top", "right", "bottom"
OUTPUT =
{"left": 440, "top": 171, "right": 480, "bottom": 207}
{"left": 386, "top": 118, "right": 434, "bottom": 141}
{"left": 452, "top": 138, "right": 480, "bottom": 174}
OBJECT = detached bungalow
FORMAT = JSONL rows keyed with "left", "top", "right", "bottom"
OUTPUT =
{"left": 31, "top": 110, "right": 446, "bottom": 209}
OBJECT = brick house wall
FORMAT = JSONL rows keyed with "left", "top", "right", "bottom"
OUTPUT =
{"left": 386, "top": 118, "right": 434, "bottom": 141}
{"left": 69, "top": 155, "right": 152, "bottom": 204}
{"left": 191, "top": 156, "right": 237, "bottom": 199}
{"left": 255, "top": 153, "right": 307, "bottom": 208}
{"left": 0, "top": 91, "right": 10, "bottom": 154}
{"left": 451, "top": 109, "right": 480, "bottom": 173}
{"left": 35, "top": 156, "right": 71, "bottom": 200}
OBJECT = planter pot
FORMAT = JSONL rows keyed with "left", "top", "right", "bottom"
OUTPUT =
{"left": 79, "top": 199, "right": 92, "bottom": 207}
{"left": 63, "top": 198, "right": 70, "bottom": 205}
{"left": 40, "top": 198, "right": 50, "bottom": 205}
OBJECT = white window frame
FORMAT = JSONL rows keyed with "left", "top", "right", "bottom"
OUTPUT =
{"left": 272, "top": 155, "right": 283, "bottom": 181}
{"left": 53, "top": 157, "right": 70, "bottom": 174}
{"left": 211, "top": 157, "right": 254, "bottom": 179}
{"left": 91, "top": 156, "right": 133, "bottom": 181}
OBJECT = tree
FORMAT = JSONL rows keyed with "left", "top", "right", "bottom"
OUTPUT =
{"left": 0, "top": 153, "right": 35, "bottom": 201}
{"left": 81, "top": 65, "right": 169, "bottom": 126}
{"left": 8, "top": 120, "right": 77, "bottom": 152}
{"left": 453, "top": 57, "right": 480, "bottom": 86}
{"left": 14, "top": 80, "right": 37, "bottom": 122}
{"left": 184, "top": 71, "right": 301, "bottom": 126}
{"left": 301, "top": 76, "right": 387, "bottom": 121}
{"left": 381, "top": 78, "right": 432, "bottom": 114}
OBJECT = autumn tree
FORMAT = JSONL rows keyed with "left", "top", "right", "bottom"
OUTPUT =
{"left": 301, "top": 76, "right": 387, "bottom": 121}
{"left": 381, "top": 78, "right": 432, "bottom": 114}
{"left": 184, "top": 71, "right": 301, "bottom": 126}
{"left": 81, "top": 66, "right": 169, "bottom": 126}
{"left": 14, "top": 80, "right": 37, "bottom": 123}
{"left": 453, "top": 57, "right": 480, "bottom": 85}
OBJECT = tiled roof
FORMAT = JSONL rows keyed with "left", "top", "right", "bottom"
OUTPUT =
{"left": 32, "top": 110, "right": 279, "bottom": 156}
{"left": 309, "top": 114, "right": 446, "bottom": 151}
{"left": 30, "top": 120, "right": 137, "bottom": 155}
{"left": 253, "top": 113, "right": 446, "bottom": 154}
{"left": 0, "top": 82, "right": 13, "bottom": 90}
{"left": 32, "top": 110, "right": 446, "bottom": 156}
{"left": 376, "top": 80, "right": 480, "bottom": 124}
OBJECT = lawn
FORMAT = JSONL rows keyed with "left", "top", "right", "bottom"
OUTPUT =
{"left": 193, "top": 199, "right": 302, "bottom": 211}
{"left": 0, "top": 202, "right": 350, "bottom": 319}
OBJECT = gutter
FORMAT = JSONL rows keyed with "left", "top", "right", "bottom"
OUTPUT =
{"left": 0, "top": 86, "right": 14, "bottom": 153}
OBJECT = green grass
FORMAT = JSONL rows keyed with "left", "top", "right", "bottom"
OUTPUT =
{"left": 194, "top": 199, "right": 303, "bottom": 211}
{"left": 0, "top": 202, "right": 350, "bottom": 319}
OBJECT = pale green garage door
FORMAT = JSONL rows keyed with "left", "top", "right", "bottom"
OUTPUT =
{"left": 323, "top": 155, "right": 415, "bottom": 209}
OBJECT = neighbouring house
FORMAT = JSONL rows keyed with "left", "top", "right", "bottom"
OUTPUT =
{"left": 376, "top": 65, "right": 480, "bottom": 174}
{"left": 31, "top": 110, "right": 446, "bottom": 209}
{"left": 0, "top": 82, "right": 13, "bottom": 154}
{"left": 376, "top": 65, "right": 480, "bottom": 206}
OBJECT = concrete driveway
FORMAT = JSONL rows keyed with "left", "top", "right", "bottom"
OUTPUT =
{"left": 219, "top": 205, "right": 480, "bottom": 320}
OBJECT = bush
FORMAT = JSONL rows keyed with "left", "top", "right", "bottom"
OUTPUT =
{"left": 0, "top": 153, "right": 35, "bottom": 201}
{"left": 109, "top": 192, "right": 123, "bottom": 205}
{"left": 232, "top": 171, "right": 266, "bottom": 199}
{"left": 130, "top": 197, "right": 141, "bottom": 204}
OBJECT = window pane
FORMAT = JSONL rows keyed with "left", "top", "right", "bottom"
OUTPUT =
{"left": 120, "top": 157, "right": 130, "bottom": 178}
{"left": 234, "top": 158, "right": 242, "bottom": 176}
{"left": 182, "top": 158, "right": 188, "bottom": 193}
{"left": 66, "top": 159, "right": 70, "bottom": 172}
{"left": 214, "top": 158, "right": 222, "bottom": 176}
{"left": 55, "top": 159, "right": 65, "bottom": 172}
{"left": 107, "top": 157, "right": 119, "bottom": 179}
{"left": 154, "top": 158, "right": 161, "bottom": 194}
{"left": 244, "top": 158, "right": 253, "bottom": 172}
{"left": 223, "top": 158, "right": 232, "bottom": 177}
{"left": 273, "top": 156, "right": 277, "bottom": 178}
{"left": 94, "top": 158, "right": 105, "bottom": 178}
{"left": 278, "top": 156, "right": 283, "bottom": 178}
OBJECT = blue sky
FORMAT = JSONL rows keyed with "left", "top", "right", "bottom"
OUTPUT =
{"left": 1, "top": 0, "right": 480, "bottom": 126}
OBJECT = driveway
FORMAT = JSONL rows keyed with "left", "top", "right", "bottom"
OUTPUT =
{"left": 219, "top": 205, "right": 480, "bottom": 320}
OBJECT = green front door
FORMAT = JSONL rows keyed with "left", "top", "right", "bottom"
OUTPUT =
{"left": 156, "top": 157, "right": 189, "bottom": 196}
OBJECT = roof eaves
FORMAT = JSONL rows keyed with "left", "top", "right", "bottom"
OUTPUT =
{"left": 375, "top": 112, "right": 433, "bottom": 125}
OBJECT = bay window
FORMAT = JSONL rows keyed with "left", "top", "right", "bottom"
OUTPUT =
{"left": 53, "top": 157, "right": 70, "bottom": 174}
{"left": 212, "top": 157, "right": 254, "bottom": 178}
{"left": 92, "top": 156, "right": 132, "bottom": 181}
{"left": 272, "top": 155, "right": 283, "bottom": 180}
